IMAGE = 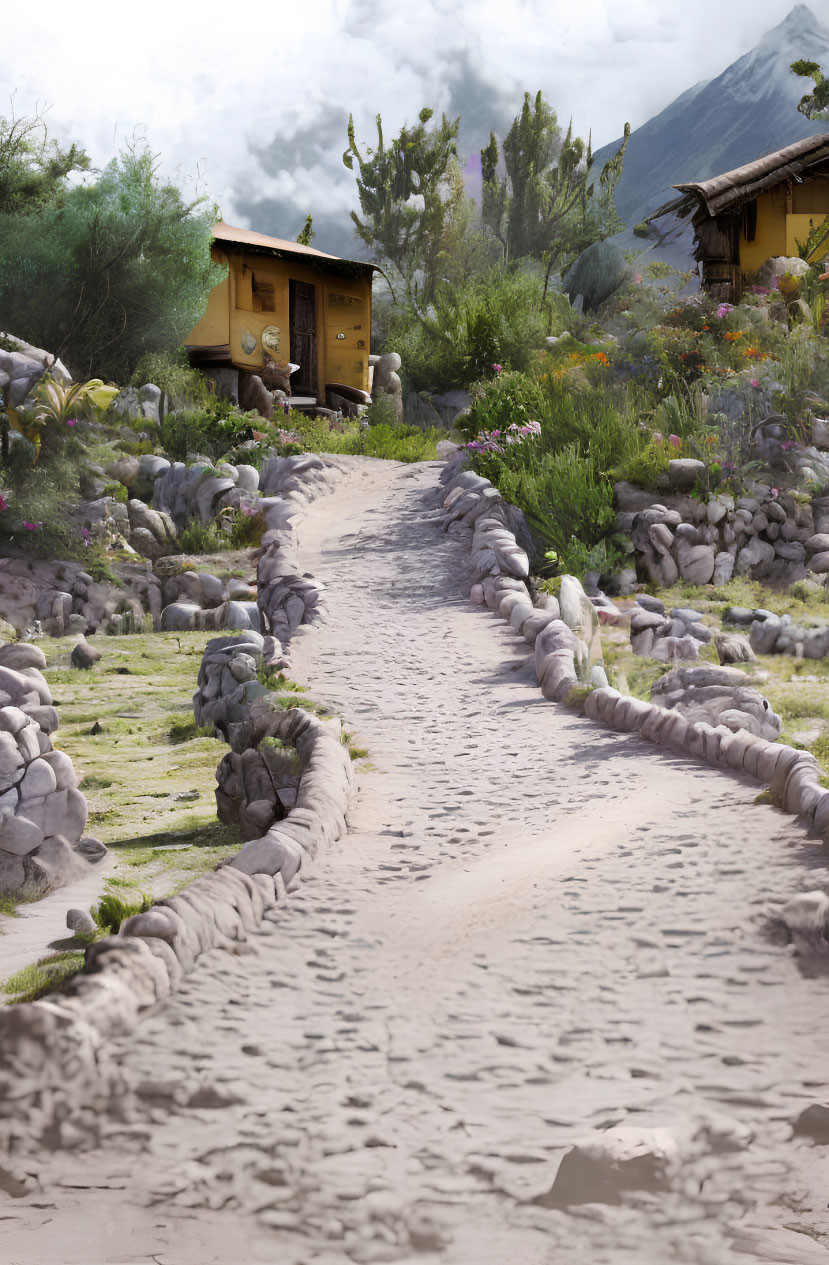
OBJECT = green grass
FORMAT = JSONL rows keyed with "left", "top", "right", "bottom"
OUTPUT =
{"left": 2, "top": 951, "right": 85, "bottom": 1003}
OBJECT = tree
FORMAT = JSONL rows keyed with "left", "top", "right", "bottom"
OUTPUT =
{"left": 0, "top": 97, "right": 90, "bottom": 215}
{"left": 792, "top": 59, "right": 829, "bottom": 120}
{"left": 481, "top": 92, "right": 629, "bottom": 299}
{"left": 0, "top": 139, "right": 225, "bottom": 381}
{"left": 343, "top": 108, "right": 465, "bottom": 314}
{"left": 296, "top": 213, "right": 315, "bottom": 245}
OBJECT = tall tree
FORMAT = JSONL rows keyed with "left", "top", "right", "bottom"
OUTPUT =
{"left": 481, "top": 92, "right": 629, "bottom": 298}
{"left": 0, "top": 139, "right": 224, "bottom": 380}
{"left": 0, "top": 98, "right": 89, "bottom": 214}
{"left": 343, "top": 108, "right": 464, "bottom": 314}
{"left": 791, "top": 59, "right": 829, "bottom": 119}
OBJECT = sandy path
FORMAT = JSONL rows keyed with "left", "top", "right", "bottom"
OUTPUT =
{"left": 4, "top": 458, "right": 829, "bottom": 1265}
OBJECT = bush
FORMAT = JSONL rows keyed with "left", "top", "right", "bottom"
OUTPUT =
{"left": 0, "top": 142, "right": 225, "bottom": 382}
{"left": 161, "top": 403, "right": 259, "bottom": 462}
{"left": 385, "top": 263, "right": 548, "bottom": 391}
{"left": 91, "top": 891, "right": 153, "bottom": 934}
{"left": 131, "top": 348, "right": 210, "bottom": 409}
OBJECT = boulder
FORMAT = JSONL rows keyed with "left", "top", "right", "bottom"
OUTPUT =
{"left": 536, "top": 1127, "right": 679, "bottom": 1207}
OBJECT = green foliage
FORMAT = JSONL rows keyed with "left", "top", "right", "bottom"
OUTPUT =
{"left": 386, "top": 264, "right": 548, "bottom": 391}
{"left": 131, "top": 348, "right": 209, "bottom": 409}
{"left": 792, "top": 59, "right": 829, "bottom": 120}
{"left": 91, "top": 891, "right": 153, "bottom": 935}
{"left": 0, "top": 140, "right": 225, "bottom": 382}
{"left": 161, "top": 402, "right": 258, "bottom": 462}
{"left": 178, "top": 519, "right": 224, "bottom": 555}
{"left": 2, "top": 951, "right": 86, "bottom": 1003}
{"left": 295, "top": 213, "right": 315, "bottom": 245}
{"left": 481, "top": 92, "right": 629, "bottom": 297}
{"left": 343, "top": 107, "right": 465, "bottom": 312}
{"left": 0, "top": 100, "right": 89, "bottom": 214}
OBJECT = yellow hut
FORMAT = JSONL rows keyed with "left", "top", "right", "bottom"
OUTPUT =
{"left": 649, "top": 133, "right": 829, "bottom": 301}
{"left": 185, "top": 222, "right": 376, "bottom": 408}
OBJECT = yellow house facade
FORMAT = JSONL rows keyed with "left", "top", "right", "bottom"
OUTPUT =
{"left": 185, "top": 222, "right": 376, "bottom": 402}
{"left": 650, "top": 133, "right": 829, "bottom": 302}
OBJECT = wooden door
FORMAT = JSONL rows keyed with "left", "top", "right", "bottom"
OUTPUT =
{"left": 289, "top": 280, "right": 317, "bottom": 396}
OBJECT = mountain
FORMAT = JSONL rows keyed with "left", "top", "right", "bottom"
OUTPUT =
{"left": 593, "top": 4, "right": 829, "bottom": 246}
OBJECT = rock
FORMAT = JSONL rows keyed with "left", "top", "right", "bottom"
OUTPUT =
{"left": 0, "top": 812, "right": 44, "bottom": 856}
{"left": 715, "top": 633, "right": 756, "bottom": 665}
{"left": 793, "top": 1104, "right": 829, "bottom": 1143}
{"left": 676, "top": 543, "right": 715, "bottom": 585}
{"left": 66, "top": 907, "right": 95, "bottom": 935}
{"left": 809, "top": 551, "right": 829, "bottom": 574}
{"left": 712, "top": 551, "right": 736, "bottom": 586}
{"left": 665, "top": 459, "right": 705, "bottom": 491}
{"left": 636, "top": 594, "right": 665, "bottom": 615}
{"left": 71, "top": 638, "right": 101, "bottom": 670}
{"left": 0, "top": 643, "right": 47, "bottom": 671}
{"left": 563, "top": 239, "right": 626, "bottom": 312}
{"left": 536, "top": 1127, "right": 680, "bottom": 1208}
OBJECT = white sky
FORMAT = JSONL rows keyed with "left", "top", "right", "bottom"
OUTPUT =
{"left": 0, "top": 0, "right": 812, "bottom": 249}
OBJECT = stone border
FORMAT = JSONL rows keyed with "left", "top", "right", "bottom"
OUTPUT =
{"left": 0, "top": 455, "right": 353, "bottom": 1127}
{"left": 437, "top": 453, "right": 829, "bottom": 837}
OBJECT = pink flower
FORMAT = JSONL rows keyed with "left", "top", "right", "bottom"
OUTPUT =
{"left": 632, "top": 272, "right": 643, "bottom": 285}
{"left": 652, "top": 431, "right": 663, "bottom": 444}
{"left": 492, "top": 363, "right": 503, "bottom": 374}
{"left": 716, "top": 303, "right": 733, "bottom": 319}
{"left": 0, "top": 495, "right": 7, "bottom": 512}
{"left": 22, "top": 521, "right": 41, "bottom": 530}
{"left": 668, "top": 434, "right": 681, "bottom": 449}
{"left": 770, "top": 487, "right": 780, "bottom": 499}
{"left": 749, "top": 378, "right": 761, "bottom": 388}
{"left": 66, "top": 417, "right": 78, "bottom": 428}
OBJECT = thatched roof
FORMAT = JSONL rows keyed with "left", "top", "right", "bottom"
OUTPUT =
{"left": 648, "top": 132, "right": 829, "bottom": 223}
{"left": 211, "top": 222, "right": 376, "bottom": 277}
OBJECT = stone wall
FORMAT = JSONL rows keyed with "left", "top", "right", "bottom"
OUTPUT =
{"left": 618, "top": 476, "right": 829, "bottom": 591}
{"left": 0, "top": 642, "right": 104, "bottom": 898}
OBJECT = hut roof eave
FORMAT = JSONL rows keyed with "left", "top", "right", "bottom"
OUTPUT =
{"left": 671, "top": 132, "right": 829, "bottom": 218}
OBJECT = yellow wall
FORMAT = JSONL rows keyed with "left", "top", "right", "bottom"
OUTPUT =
{"left": 186, "top": 243, "right": 372, "bottom": 396}
{"left": 739, "top": 188, "right": 787, "bottom": 273}
{"left": 739, "top": 182, "right": 829, "bottom": 272}
{"left": 184, "top": 255, "right": 230, "bottom": 347}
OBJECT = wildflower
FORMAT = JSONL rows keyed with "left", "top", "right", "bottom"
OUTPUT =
{"left": 722, "top": 461, "right": 737, "bottom": 472}
{"left": 0, "top": 494, "right": 7, "bottom": 512}
{"left": 22, "top": 521, "right": 41, "bottom": 530}
{"left": 780, "top": 440, "right": 800, "bottom": 452}
{"left": 492, "top": 363, "right": 503, "bottom": 374}
{"left": 632, "top": 273, "right": 643, "bottom": 285}
{"left": 66, "top": 417, "right": 78, "bottom": 428}
{"left": 668, "top": 434, "right": 681, "bottom": 449}
{"left": 702, "top": 323, "right": 710, "bottom": 331}
{"left": 652, "top": 432, "right": 663, "bottom": 444}
{"left": 749, "top": 377, "right": 761, "bottom": 388}
{"left": 716, "top": 303, "right": 733, "bottom": 319}
{"left": 80, "top": 526, "right": 91, "bottom": 549}
{"left": 724, "top": 331, "right": 743, "bottom": 342}
{"left": 770, "top": 487, "right": 780, "bottom": 499}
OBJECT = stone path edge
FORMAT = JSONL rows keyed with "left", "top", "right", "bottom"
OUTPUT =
{"left": 0, "top": 455, "right": 355, "bottom": 1118}
{"left": 437, "top": 452, "right": 829, "bottom": 841}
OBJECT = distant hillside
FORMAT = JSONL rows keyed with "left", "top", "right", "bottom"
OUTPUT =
{"left": 593, "top": 3, "right": 829, "bottom": 255}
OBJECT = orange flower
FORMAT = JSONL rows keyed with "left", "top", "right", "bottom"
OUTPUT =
{"left": 724, "top": 331, "right": 743, "bottom": 342}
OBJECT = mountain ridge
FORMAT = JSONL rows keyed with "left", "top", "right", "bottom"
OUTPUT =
{"left": 593, "top": 3, "right": 829, "bottom": 237}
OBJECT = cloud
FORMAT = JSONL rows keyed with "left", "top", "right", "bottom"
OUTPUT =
{"left": 0, "top": 0, "right": 805, "bottom": 253}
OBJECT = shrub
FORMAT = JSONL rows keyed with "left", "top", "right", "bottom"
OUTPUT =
{"left": 0, "top": 142, "right": 225, "bottom": 382}
{"left": 385, "top": 263, "right": 548, "bottom": 391}
{"left": 131, "top": 348, "right": 210, "bottom": 409}
{"left": 161, "top": 403, "right": 259, "bottom": 462}
{"left": 91, "top": 891, "right": 153, "bottom": 934}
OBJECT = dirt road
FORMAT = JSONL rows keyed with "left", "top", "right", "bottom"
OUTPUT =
{"left": 5, "top": 459, "right": 829, "bottom": 1265}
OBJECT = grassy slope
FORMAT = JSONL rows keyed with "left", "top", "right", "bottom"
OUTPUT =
{"left": 1, "top": 629, "right": 241, "bottom": 1000}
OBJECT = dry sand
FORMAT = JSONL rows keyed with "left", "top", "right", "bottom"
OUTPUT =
{"left": 4, "top": 459, "right": 829, "bottom": 1264}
